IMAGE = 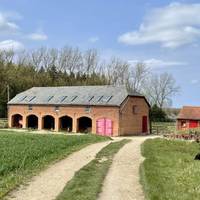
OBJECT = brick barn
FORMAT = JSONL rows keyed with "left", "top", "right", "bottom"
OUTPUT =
{"left": 177, "top": 106, "right": 200, "bottom": 130}
{"left": 8, "top": 85, "right": 150, "bottom": 136}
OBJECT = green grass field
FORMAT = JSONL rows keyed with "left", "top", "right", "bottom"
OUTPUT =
{"left": 56, "top": 139, "right": 130, "bottom": 200}
{"left": 0, "top": 130, "right": 110, "bottom": 199}
{"left": 141, "top": 138, "right": 200, "bottom": 200}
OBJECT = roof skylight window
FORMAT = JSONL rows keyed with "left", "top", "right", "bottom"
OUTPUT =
{"left": 60, "top": 96, "right": 68, "bottom": 103}
{"left": 71, "top": 96, "right": 77, "bottom": 102}
{"left": 98, "top": 96, "right": 113, "bottom": 103}
{"left": 47, "top": 96, "right": 54, "bottom": 102}
{"left": 88, "top": 96, "right": 94, "bottom": 102}
{"left": 19, "top": 96, "right": 27, "bottom": 102}
{"left": 98, "top": 96, "right": 104, "bottom": 102}
{"left": 27, "top": 96, "right": 36, "bottom": 102}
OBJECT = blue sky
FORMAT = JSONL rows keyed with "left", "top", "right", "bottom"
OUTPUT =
{"left": 0, "top": 0, "right": 200, "bottom": 108}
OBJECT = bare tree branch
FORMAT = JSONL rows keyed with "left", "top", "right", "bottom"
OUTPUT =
{"left": 144, "top": 72, "right": 180, "bottom": 108}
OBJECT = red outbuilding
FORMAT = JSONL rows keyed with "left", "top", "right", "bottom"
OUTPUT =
{"left": 177, "top": 106, "right": 200, "bottom": 130}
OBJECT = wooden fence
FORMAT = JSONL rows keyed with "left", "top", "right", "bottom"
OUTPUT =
{"left": 151, "top": 122, "right": 176, "bottom": 135}
{"left": 0, "top": 118, "right": 8, "bottom": 128}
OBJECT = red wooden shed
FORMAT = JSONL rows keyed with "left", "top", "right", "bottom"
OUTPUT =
{"left": 177, "top": 106, "right": 200, "bottom": 130}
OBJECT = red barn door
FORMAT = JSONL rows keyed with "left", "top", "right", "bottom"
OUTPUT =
{"left": 189, "top": 120, "right": 198, "bottom": 128}
{"left": 142, "top": 116, "right": 148, "bottom": 133}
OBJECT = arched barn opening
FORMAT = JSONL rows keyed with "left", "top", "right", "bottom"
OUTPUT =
{"left": 77, "top": 116, "right": 92, "bottom": 133}
{"left": 59, "top": 116, "right": 73, "bottom": 132}
{"left": 42, "top": 115, "right": 55, "bottom": 130}
{"left": 27, "top": 115, "right": 38, "bottom": 129}
{"left": 11, "top": 114, "right": 23, "bottom": 128}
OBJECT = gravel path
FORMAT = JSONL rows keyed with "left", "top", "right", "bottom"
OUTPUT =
{"left": 98, "top": 137, "right": 147, "bottom": 200}
{"left": 7, "top": 141, "right": 110, "bottom": 200}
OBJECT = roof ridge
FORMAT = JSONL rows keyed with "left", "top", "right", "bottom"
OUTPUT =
{"left": 30, "top": 85, "right": 125, "bottom": 88}
{"left": 183, "top": 106, "right": 200, "bottom": 108}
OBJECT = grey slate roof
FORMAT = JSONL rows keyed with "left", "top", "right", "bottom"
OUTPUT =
{"left": 8, "top": 85, "right": 143, "bottom": 106}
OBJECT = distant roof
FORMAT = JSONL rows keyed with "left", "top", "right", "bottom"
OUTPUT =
{"left": 177, "top": 106, "right": 200, "bottom": 120}
{"left": 8, "top": 85, "right": 145, "bottom": 106}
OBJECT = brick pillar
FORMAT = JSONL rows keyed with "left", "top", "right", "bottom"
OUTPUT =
{"left": 38, "top": 116, "right": 42, "bottom": 130}
{"left": 92, "top": 117, "right": 96, "bottom": 134}
{"left": 54, "top": 117, "right": 59, "bottom": 132}
{"left": 72, "top": 117, "right": 77, "bottom": 133}
{"left": 8, "top": 114, "right": 12, "bottom": 128}
{"left": 22, "top": 115, "right": 26, "bottom": 129}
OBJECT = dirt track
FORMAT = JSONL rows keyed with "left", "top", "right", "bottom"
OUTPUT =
{"left": 7, "top": 141, "right": 110, "bottom": 200}
{"left": 98, "top": 137, "right": 147, "bottom": 200}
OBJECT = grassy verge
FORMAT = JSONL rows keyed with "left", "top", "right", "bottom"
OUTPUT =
{"left": 140, "top": 138, "right": 200, "bottom": 200}
{"left": 0, "top": 130, "right": 110, "bottom": 199}
{"left": 56, "top": 139, "right": 130, "bottom": 200}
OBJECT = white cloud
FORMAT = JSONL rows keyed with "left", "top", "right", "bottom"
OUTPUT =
{"left": 0, "top": 11, "right": 48, "bottom": 41}
{"left": 191, "top": 79, "right": 199, "bottom": 84}
{"left": 118, "top": 3, "right": 200, "bottom": 48}
{"left": 0, "top": 12, "right": 19, "bottom": 34}
{"left": 0, "top": 40, "right": 24, "bottom": 51}
{"left": 28, "top": 30, "right": 48, "bottom": 41}
{"left": 128, "top": 58, "right": 187, "bottom": 69}
{"left": 88, "top": 36, "right": 99, "bottom": 43}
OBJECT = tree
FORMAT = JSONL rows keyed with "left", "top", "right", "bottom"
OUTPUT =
{"left": 106, "top": 57, "right": 130, "bottom": 86}
{"left": 144, "top": 72, "right": 180, "bottom": 108}
{"left": 150, "top": 104, "right": 168, "bottom": 122}
{"left": 0, "top": 46, "right": 181, "bottom": 118}
{"left": 59, "top": 46, "right": 82, "bottom": 73}
{"left": 127, "top": 62, "right": 149, "bottom": 92}
{"left": 82, "top": 49, "right": 99, "bottom": 74}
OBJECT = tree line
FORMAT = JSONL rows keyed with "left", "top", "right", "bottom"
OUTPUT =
{"left": 0, "top": 46, "right": 179, "bottom": 117}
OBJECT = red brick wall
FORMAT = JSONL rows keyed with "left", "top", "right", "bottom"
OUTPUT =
{"left": 119, "top": 97, "right": 150, "bottom": 135}
{"left": 8, "top": 105, "right": 120, "bottom": 136}
{"left": 8, "top": 97, "right": 150, "bottom": 136}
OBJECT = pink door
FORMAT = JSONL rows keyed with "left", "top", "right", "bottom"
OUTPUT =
{"left": 96, "top": 119, "right": 105, "bottom": 136}
{"left": 105, "top": 119, "right": 112, "bottom": 136}
{"left": 96, "top": 118, "right": 113, "bottom": 136}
